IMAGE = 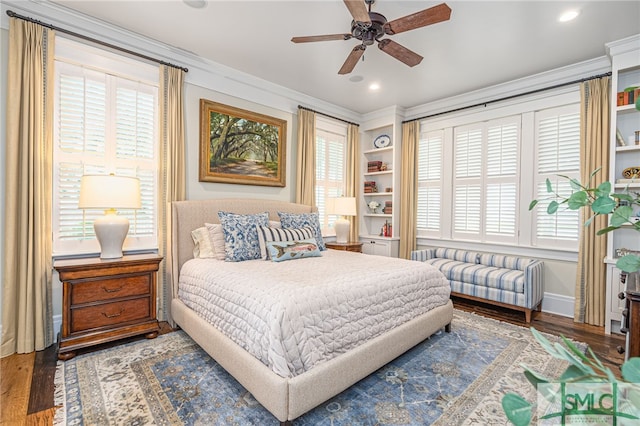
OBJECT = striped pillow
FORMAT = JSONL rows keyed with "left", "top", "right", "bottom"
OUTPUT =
{"left": 257, "top": 225, "right": 315, "bottom": 260}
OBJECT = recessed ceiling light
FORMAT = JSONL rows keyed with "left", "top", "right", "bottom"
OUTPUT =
{"left": 349, "top": 75, "right": 364, "bottom": 83}
{"left": 559, "top": 9, "right": 579, "bottom": 22}
{"left": 369, "top": 83, "right": 380, "bottom": 91}
{"left": 183, "top": 0, "right": 207, "bottom": 9}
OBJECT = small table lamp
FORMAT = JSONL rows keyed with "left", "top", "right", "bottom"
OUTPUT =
{"left": 79, "top": 174, "right": 141, "bottom": 259}
{"left": 329, "top": 196, "right": 357, "bottom": 244}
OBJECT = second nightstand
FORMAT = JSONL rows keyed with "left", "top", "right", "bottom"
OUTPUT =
{"left": 325, "top": 241, "right": 363, "bottom": 253}
{"left": 55, "top": 253, "right": 163, "bottom": 360}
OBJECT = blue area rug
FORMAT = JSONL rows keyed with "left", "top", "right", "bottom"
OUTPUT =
{"left": 54, "top": 310, "right": 571, "bottom": 425}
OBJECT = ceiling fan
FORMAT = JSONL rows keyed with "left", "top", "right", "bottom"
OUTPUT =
{"left": 291, "top": 0, "right": 451, "bottom": 75}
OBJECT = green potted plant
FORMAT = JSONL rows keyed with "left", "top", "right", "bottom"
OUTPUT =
{"left": 501, "top": 168, "right": 640, "bottom": 425}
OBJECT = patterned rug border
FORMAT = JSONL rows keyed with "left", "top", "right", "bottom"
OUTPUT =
{"left": 54, "top": 309, "right": 578, "bottom": 425}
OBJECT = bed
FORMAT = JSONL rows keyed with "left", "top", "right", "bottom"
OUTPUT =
{"left": 170, "top": 198, "right": 453, "bottom": 424}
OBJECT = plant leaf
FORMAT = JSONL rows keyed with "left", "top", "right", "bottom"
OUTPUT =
{"left": 595, "top": 181, "right": 611, "bottom": 197}
{"left": 501, "top": 394, "right": 532, "bottom": 426}
{"left": 569, "top": 178, "right": 582, "bottom": 191}
{"left": 589, "top": 167, "right": 602, "bottom": 180}
{"left": 621, "top": 357, "right": 640, "bottom": 383}
{"left": 567, "top": 191, "right": 588, "bottom": 210}
{"left": 545, "top": 178, "right": 552, "bottom": 193}
{"left": 547, "top": 201, "right": 559, "bottom": 214}
{"left": 597, "top": 226, "right": 619, "bottom": 235}
{"left": 617, "top": 255, "right": 640, "bottom": 274}
{"left": 611, "top": 192, "right": 634, "bottom": 203}
{"left": 529, "top": 199, "right": 538, "bottom": 211}
{"left": 591, "top": 196, "right": 615, "bottom": 214}
{"left": 610, "top": 205, "right": 633, "bottom": 227}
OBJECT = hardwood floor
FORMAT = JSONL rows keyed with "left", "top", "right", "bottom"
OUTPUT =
{"left": 0, "top": 300, "right": 626, "bottom": 425}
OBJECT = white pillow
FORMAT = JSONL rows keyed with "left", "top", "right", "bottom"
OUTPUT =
{"left": 205, "top": 223, "right": 226, "bottom": 261}
{"left": 191, "top": 226, "right": 216, "bottom": 259}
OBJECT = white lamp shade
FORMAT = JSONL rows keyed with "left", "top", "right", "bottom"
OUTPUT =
{"left": 330, "top": 197, "right": 357, "bottom": 216}
{"left": 79, "top": 174, "right": 141, "bottom": 210}
{"left": 78, "top": 174, "right": 141, "bottom": 259}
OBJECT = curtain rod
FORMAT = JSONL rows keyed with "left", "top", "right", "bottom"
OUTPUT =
{"left": 6, "top": 10, "right": 189, "bottom": 73}
{"left": 403, "top": 71, "right": 612, "bottom": 124}
{"left": 298, "top": 105, "right": 359, "bottom": 127}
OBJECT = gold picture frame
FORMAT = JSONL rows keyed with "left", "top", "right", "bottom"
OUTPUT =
{"left": 199, "top": 99, "right": 286, "bottom": 187}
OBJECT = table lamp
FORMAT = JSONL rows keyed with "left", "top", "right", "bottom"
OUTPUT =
{"left": 329, "top": 196, "right": 357, "bottom": 244}
{"left": 79, "top": 174, "right": 141, "bottom": 259}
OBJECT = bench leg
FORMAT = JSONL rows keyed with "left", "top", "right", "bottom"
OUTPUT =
{"left": 525, "top": 309, "right": 533, "bottom": 323}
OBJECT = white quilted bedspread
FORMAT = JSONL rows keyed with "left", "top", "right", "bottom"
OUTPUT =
{"left": 178, "top": 250, "right": 450, "bottom": 378}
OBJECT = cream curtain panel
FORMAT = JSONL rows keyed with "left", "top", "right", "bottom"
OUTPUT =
{"left": 346, "top": 124, "right": 360, "bottom": 241}
{"left": 574, "top": 77, "right": 610, "bottom": 325}
{"left": 296, "top": 108, "right": 316, "bottom": 206}
{"left": 158, "top": 65, "right": 186, "bottom": 324}
{"left": 399, "top": 121, "right": 420, "bottom": 259}
{"left": 2, "top": 19, "right": 55, "bottom": 356}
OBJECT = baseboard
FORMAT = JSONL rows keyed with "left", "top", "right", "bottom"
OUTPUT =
{"left": 541, "top": 292, "right": 574, "bottom": 318}
{"left": 53, "top": 314, "right": 62, "bottom": 342}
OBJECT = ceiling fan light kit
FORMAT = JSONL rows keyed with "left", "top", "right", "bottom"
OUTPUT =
{"left": 291, "top": 0, "right": 451, "bottom": 74}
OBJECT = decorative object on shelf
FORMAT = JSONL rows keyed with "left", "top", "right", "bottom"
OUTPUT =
{"left": 79, "top": 174, "right": 141, "bottom": 259}
{"left": 385, "top": 187, "right": 392, "bottom": 192}
{"left": 379, "top": 220, "right": 392, "bottom": 237}
{"left": 368, "top": 200, "right": 380, "bottom": 214}
{"left": 622, "top": 166, "right": 640, "bottom": 179}
{"left": 328, "top": 197, "right": 357, "bottom": 244}
{"left": 616, "top": 128, "right": 626, "bottom": 146}
{"left": 379, "top": 163, "right": 388, "bottom": 171}
{"left": 373, "top": 134, "right": 391, "bottom": 149}
{"left": 635, "top": 130, "right": 640, "bottom": 145}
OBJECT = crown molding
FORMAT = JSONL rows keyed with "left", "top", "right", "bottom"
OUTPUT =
{"left": 0, "top": 0, "right": 361, "bottom": 123}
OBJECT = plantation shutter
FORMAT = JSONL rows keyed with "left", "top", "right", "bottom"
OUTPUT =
{"left": 315, "top": 117, "right": 347, "bottom": 231}
{"left": 453, "top": 127, "right": 482, "bottom": 235}
{"left": 484, "top": 120, "right": 519, "bottom": 239}
{"left": 534, "top": 107, "right": 581, "bottom": 246}
{"left": 53, "top": 40, "right": 158, "bottom": 255}
{"left": 417, "top": 130, "right": 443, "bottom": 234}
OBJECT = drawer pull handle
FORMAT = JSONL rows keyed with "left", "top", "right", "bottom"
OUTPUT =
{"left": 102, "top": 286, "right": 123, "bottom": 293}
{"left": 102, "top": 309, "right": 124, "bottom": 319}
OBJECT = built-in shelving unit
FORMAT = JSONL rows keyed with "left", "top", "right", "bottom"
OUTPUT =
{"left": 604, "top": 35, "right": 640, "bottom": 335}
{"left": 359, "top": 116, "right": 402, "bottom": 257}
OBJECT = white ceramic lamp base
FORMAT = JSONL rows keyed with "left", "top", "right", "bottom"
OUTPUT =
{"left": 94, "top": 211, "right": 130, "bottom": 259}
{"left": 334, "top": 218, "right": 350, "bottom": 244}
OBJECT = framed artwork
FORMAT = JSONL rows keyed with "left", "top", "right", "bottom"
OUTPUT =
{"left": 199, "top": 99, "right": 286, "bottom": 187}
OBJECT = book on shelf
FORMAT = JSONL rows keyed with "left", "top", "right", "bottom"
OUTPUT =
{"left": 364, "top": 181, "right": 378, "bottom": 193}
{"left": 617, "top": 90, "right": 637, "bottom": 106}
{"left": 367, "top": 161, "right": 382, "bottom": 172}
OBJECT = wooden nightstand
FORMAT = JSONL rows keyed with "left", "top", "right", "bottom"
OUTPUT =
{"left": 325, "top": 241, "right": 363, "bottom": 253}
{"left": 54, "top": 253, "right": 163, "bottom": 360}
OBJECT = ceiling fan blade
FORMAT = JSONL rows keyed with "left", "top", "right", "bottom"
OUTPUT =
{"left": 378, "top": 39, "right": 423, "bottom": 67}
{"left": 291, "top": 34, "right": 353, "bottom": 43}
{"left": 343, "top": 0, "right": 371, "bottom": 25}
{"left": 384, "top": 3, "right": 451, "bottom": 35}
{"left": 338, "top": 45, "right": 366, "bottom": 75}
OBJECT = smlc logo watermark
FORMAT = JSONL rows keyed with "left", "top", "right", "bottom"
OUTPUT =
{"left": 538, "top": 382, "right": 640, "bottom": 425}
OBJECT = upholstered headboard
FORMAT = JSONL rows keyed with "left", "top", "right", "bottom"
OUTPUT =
{"left": 170, "top": 198, "right": 316, "bottom": 297}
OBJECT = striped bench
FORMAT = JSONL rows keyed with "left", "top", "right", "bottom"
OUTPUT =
{"left": 411, "top": 248, "right": 544, "bottom": 323}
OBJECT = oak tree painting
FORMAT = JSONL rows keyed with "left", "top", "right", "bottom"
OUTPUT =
{"left": 200, "top": 99, "right": 286, "bottom": 186}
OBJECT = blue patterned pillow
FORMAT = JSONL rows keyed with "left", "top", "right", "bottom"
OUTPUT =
{"left": 278, "top": 211, "right": 326, "bottom": 251}
{"left": 218, "top": 211, "right": 269, "bottom": 261}
{"left": 266, "top": 238, "right": 322, "bottom": 262}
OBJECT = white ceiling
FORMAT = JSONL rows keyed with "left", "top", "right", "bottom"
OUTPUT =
{"left": 47, "top": 0, "right": 640, "bottom": 114}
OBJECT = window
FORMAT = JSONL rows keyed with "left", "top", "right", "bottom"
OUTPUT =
{"left": 533, "top": 105, "right": 581, "bottom": 248}
{"left": 417, "top": 130, "right": 443, "bottom": 235}
{"left": 416, "top": 99, "right": 580, "bottom": 252}
{"left": 315, "top": 116, "right": 348, "bottom": 233}
{"left": 53, "top": 38, "right": 159, "bottom": 255}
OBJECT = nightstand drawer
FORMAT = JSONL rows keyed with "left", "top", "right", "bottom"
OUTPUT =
{"left": 71, "top": 297, "right": 151, "bottom": 333}
{"left": 71, "top": 275, "right": 151, "bottom": 304}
